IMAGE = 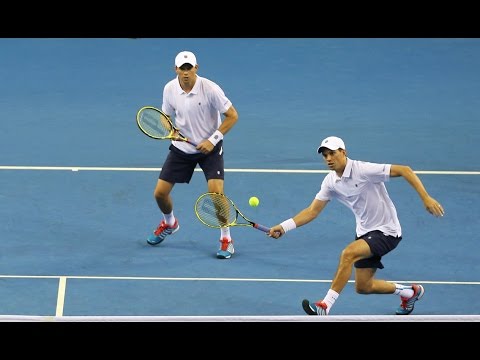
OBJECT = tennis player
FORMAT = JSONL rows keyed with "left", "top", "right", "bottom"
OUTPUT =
{"left": 268, "top": 136, "right": 445, "bottom": 315}
{"left": 146, "top": 51, "right": 239, "bottom": 259}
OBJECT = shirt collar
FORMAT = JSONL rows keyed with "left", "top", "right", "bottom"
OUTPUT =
{"left": 335, "top": 157, "right": 352, "bottom": 181}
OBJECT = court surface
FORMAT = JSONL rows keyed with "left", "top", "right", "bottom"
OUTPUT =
{"left": 0, "top": 38, "right": 479, "bottom": 321}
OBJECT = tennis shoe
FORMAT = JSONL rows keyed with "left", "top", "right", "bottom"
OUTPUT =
{"left": 302, "top": 299, "right": 328, "bottom": 315}
{"left": 216, "top": 238, "right": 234, "bottom": 259}
{"left": 395, "top": 284, "right": 425, "bottom": 315}
{"left": 147, "top": 219, "right": 179, "bottom": 245}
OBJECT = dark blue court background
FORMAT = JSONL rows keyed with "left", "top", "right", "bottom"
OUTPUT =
{"left": 0, "top": 38, "right": 479, "bottom": 318}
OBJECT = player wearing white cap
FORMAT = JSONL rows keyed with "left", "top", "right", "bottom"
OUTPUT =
{"left": 268, "top": 136, "right": 445, "bottom": 315}
{"left": 146, "top": 51, "right": 239, "bottom": 259}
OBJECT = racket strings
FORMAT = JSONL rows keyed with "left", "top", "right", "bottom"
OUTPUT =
{"left": 139, "top": 109, "right": 172, "bottom": 137}
{"left": 196, "top": 195, "right": 236, "bottom": 227}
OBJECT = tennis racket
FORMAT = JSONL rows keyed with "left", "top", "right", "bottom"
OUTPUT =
{"left": 194, "top": 192, "right": 270, "bottom": 233}
{"left": 136, "top": 106, "right": 197, "bottom": 146}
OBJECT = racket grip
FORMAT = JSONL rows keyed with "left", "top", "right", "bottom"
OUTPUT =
{"left": 254, "top": 223, "right": 271, "bottom": 233}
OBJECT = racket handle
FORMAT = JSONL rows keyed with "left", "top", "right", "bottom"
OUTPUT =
{"left": 254, "top": 223, "right": 271, "bottom": 233}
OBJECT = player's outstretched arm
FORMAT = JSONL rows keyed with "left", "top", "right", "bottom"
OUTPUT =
{"left": 390, "top": 164, "right": 445, "bottom": 217}
{"left": 268, "top": 199, "right": 328, "bottom": 239}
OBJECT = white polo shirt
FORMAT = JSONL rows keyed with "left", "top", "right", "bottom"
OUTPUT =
{"left": 315, "top": 158, "right": 402, "bottom": 237}
{"left": 162, "top": 75, "right": 232, "bottom": 154}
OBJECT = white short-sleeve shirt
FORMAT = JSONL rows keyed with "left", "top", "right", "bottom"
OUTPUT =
{"left": 162, "top": 75, "right": 232, "bottom": 154}
{"left": 315, "top": 158, "right": 402, "bottom": 237}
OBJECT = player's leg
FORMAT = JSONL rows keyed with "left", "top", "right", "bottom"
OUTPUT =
{"left": 354, "top": 231, "right": 424, "bottom": 315}
{"left": 303, "top": 238, "right": 372, "bottom": 315}
{"left": 147, "top": 179, "right": 180, "bottom": 245}
{"left": 206, "top": 178, "right": 234, "bottom": 259}
{"left": 354, "top": 267, "right": 396, "bottom": 294}
{"left": 147, "top": 149, "right": 196, "bottom": 245}
{"left": 199, "top": 142, "right": 233, "bottom": 259}
{"left": 154, "top": 179, "right": 175, "bottom": 214}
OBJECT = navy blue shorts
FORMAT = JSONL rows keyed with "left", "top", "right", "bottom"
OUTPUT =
{"left": 354, "top": 230, "right": 402, "bottom": 269}
{"left": 159, "top": 141, "right": 224, "bottom": 184}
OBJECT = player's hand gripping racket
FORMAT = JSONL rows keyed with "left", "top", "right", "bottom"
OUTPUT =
{"left": 136, "top": 106, "right": 197, "bottom": 146}
{"left": 195, "top": 192, "right": 270, "bottom": 233}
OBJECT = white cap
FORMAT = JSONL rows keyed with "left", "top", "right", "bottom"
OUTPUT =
{"left": 317, "top": 136, "right": 346, "bottom": 153}
{"left": 175, "top": 51, "right": 197, "bottom": 67}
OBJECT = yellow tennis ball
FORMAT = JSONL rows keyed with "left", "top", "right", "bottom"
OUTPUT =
{"left": 249, "top": 196, "right": 260, "bottom": 207}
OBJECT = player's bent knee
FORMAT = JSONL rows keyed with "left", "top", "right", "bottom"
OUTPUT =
{"left": 339, "top": 248, "right": 358, "bottom": 265}
{"left": 355, "top": 283, "right": 373, "bottom": 294}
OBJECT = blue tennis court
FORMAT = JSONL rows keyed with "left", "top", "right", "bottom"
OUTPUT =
{"left": 0, "top": 39, "right": 479, "bottom": 323}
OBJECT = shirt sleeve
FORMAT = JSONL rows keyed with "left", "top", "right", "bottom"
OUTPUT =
{"left": 315, "top": 175, "right": 333, "bottom": 201}
{"left": 359, "top": 162, "right": 391, "bottom": 183}
{"left": 161, "top": 82, "right": 175, "bottom": 116}
{"left": 208, "top": 82, "right": 232, "bottom": 114}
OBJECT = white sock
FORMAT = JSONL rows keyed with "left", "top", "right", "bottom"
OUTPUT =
{"left": 323, "top": 289, "right": 339, "bottom": 315}
{"left": 393, "top": 283, "right": 414, "bottom": 298}
{"left": 163, "top": 212, "right": 176, "bottom": 227}
{"left": 220, "top": 227, "right": 231, "bottom": 241}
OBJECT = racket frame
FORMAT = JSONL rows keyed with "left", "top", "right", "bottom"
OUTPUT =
{"left": 194, "top": 192, "right": 270, "bottom": 233}
{"left": 136, "top": 106, "right": 197, "bottom": 146}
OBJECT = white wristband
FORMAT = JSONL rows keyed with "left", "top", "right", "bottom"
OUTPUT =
{"left": 208, "top": 130, "right": 224, "bottom": 146}
{"left": 280, "top": 218, "right": 296, "bottom": 233}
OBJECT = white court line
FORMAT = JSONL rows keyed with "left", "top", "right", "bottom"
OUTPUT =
{"left": 56, "top": 277, "right": 67, "bottom": 317}
{"left": 0, "top": 274, "right": 478, "bottom": 284}
{"left": 0, "top": 165, "right": 479, "bottom": 175}
{"left": 0, "top": 315, "right": 479, "bottom": 322}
